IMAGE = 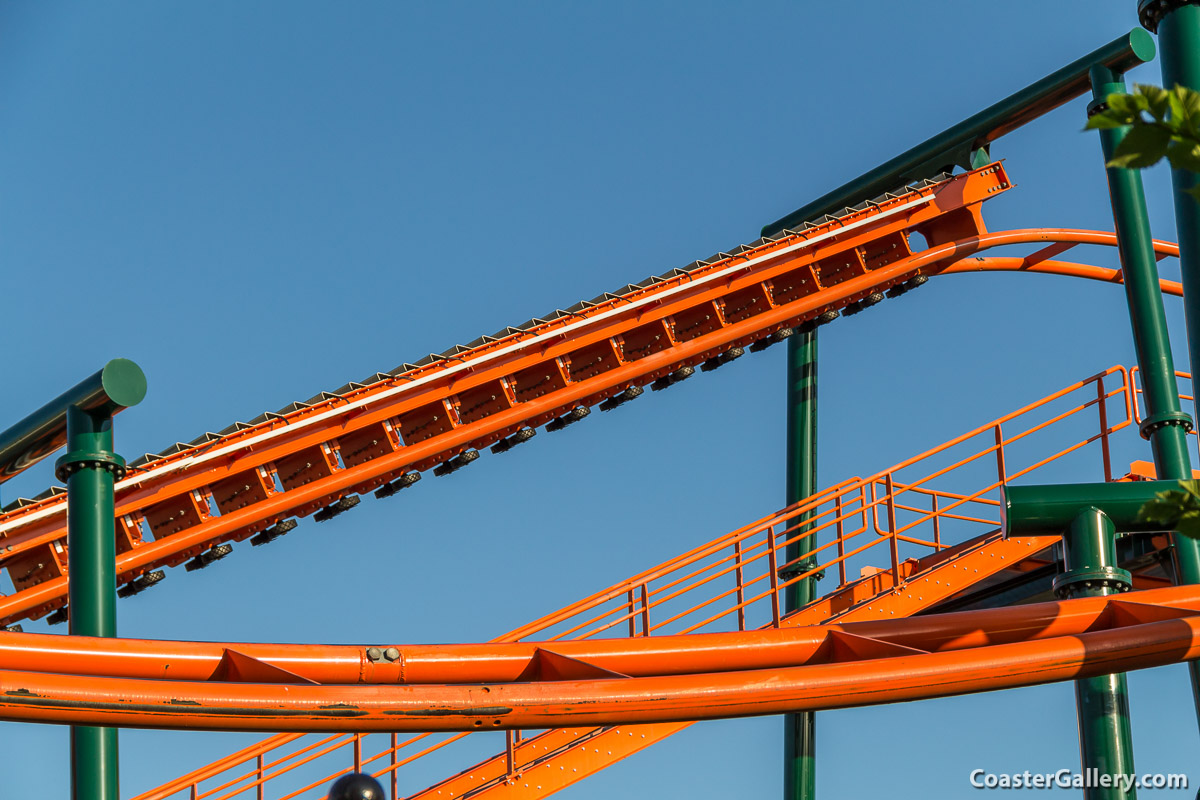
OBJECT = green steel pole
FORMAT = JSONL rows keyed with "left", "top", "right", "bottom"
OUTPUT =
{"left": 1091, "top": 60, "right": 1200, "bottom": 734}
{"left": 59, "top": 404, "right": 126, "bottom": 800}
{"left": 1140, "top": 1, "right": 1200, "bottom": 588}
{"left": 783, "top": 329, "right": 817, "bottom": 800}
{"left": 1091, "top": 63, "right": 1195, "bottom": 483}
{"left": 1054, "top": 508, "right": 1136, "bottom": 800}
{"left": 1137, "top": 2, "right": 1200, "bottom": 735}
{"left": 49, "top": 362, "right": 145, "bottom": 800}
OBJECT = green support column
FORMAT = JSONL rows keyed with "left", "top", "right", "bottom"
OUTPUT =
{"left": 1053, "top": 508, "right": 1137, "bottom": 800}
{"left": 1140, "top": 0, "right": 1200, "bottom": 589}
{"left": 60, "top": 405, "right": 123, "bottom": 800}
{"left": 783, "top": 329, "right": 817, "bottom": 800}
{"left": 47, "top": 360, "right": 145, "bottom": 800}
{"left": 1091, "top": 63, "right": 1196, "bottom": 483}
{"left": 1091, "top": 59, "right": 1200, "bottom": 732}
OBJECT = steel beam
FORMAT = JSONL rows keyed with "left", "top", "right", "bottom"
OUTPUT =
{"left": 1054, "top": 508, "right": 1136, "bottom": 800}
{"left": 783, "top": 329, "right": 817, "bottom": 800}
{"left": 0, "top": 359, "right": 146, "bottom": 485}
{"left": 761, "top": 30, "right": 1154, "bottom": 236}
{"left": 1002, "top": 481, "right": 1170, "bottom": 536}
{"left": 39, "top": 361, "right": 146, "bottom": 800}
{"left": 1091, "top": 53, "right": 1200, "bottom": 742}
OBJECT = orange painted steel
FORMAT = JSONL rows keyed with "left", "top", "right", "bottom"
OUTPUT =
{"left": 0, "top": 198, "right": 1187, "bottom": 635}
{"left": 5, "top": 586, "right": 1200, "bottom": 733}
{"left": 0, "top": 233, "right": 1165, "bottom": 639}
{"left": 942, "top": 256, "right": 1183, "bottom": 296}
{"left": 131, "top": 362, "right": 1129, "bottom": 797}
{"left": 0, "top": 164, "right": 1011, "bottom": 625}
{"left": 126, "top": 262, "right": 1170, "bottom": 796}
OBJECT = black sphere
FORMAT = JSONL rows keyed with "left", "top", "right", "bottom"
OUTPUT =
{"left": 328, "top": 772, "right": 386, "bottom": 800}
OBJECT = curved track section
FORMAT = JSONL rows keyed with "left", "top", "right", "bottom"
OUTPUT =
{"left": 3, "top": 586, "right": 1199, "bottom": 732}
{"left": 87, "top": 357, "right": 1163, "bottom": 794}
{"left": 0, "top": 169, "right": 1188, "bottom": 630}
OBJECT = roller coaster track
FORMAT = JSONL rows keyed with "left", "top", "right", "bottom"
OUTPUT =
{"left": 8, "top": 583, "right": 1200, "bottom": 731}
{"left": 3, "top": 156, "right": 1195, "bottom": 798}
{"left": 123, "top": 358, "right": 1172, "bottom": 798}
{"left": 0, "top": 158, "right": 1187, "bottom": 631}
{"left": 0, "top": 163, "right": 1010, "bottom": 626}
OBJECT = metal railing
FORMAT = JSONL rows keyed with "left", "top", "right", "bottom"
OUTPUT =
{"left": 135, "top": 365, "right": 1133, "bottom": 800}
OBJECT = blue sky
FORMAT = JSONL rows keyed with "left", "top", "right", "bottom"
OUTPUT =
{"left": 2, "top": 1, "right": 1198, "bottom": 797}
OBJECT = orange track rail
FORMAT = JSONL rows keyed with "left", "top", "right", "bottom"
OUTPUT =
{"left": 5, "top": 585, "right": 1200, "bottom": 733}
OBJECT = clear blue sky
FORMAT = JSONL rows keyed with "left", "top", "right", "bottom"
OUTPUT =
{"left": 2, "top": 1, "right": 1198, "bottom": 797}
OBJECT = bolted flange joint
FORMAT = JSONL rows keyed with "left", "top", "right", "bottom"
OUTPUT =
{"left": 1052, "top": 566, "right": 1132, "bottom": 599}
{"left": 1138, "top": 410, "right": 1194, "bottom": 440}
{"left": 54, "top": 450, "right": 127, "bottom": 482}
{"left": 779, "top": 559, "right": 825, "bottom": 583}
{"left": 1139, "top": 0, "right": 1200, "bottom": 32}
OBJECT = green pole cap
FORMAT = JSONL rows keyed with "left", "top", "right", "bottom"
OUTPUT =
{"left": 1128, "top": 26, "right": 1157, "bottom": 61}
{"left": 99, "top": 358, "right": 147, "bottom": 411}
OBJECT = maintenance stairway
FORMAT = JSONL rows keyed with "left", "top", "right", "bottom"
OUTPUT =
{"left": 134, "top": 361, "right": 1179, "bottom": 799}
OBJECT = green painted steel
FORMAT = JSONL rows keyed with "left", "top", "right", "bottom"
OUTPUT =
{"left": 1001, "top": 480, "right": 1174, "bottom": 536}
{"left": 1090, "top": 64, "right": 1195, "bottom": 482}
{"left": 761, "top": 30, "right": 1154, "bottom": 236}
{"left": 0, "top": 358, "right": 146, "bottom": 486}
{"left": 783, "top": 329, "right": 818, "bottom": 800}
{"left": 41, "top": 363, "right": 145, "bottom": 800}
{"left": 1145, "top": 3, "right": 1200, "bottom": 592}
{"left": 1091, "top": 56, "right": 1200, "bottom": 735}
{"left": 1140, "top": 0, "right": 1200, "bottom": 736}
{"left": 784, "top": 330, "right": 819, "bottom": 605}
{"left": 1058, "top": 508, "right": 1137, "bottom": 800}
{"left": 60, "top": 404, "right": 124, "bottom": 800}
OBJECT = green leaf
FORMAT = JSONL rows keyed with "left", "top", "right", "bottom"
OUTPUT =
{"left": 1106, "top": 92, "right": 1143, "bottom": 119}
{"left": 1180, "top": 479, "right": 1200, "bottom": 501}
{"left": 1137, "top": 84, "right": 1171, "bottom": 122}
{"left": 1186, "top": 184, "right": 1200, "bottom": 205}
{"left": 1172, "top": 84, "right": 1200, "bottom": 139}
{"left": 1085, "top": 112, "right": 1130, "bottom": 130}
{"left": 1139, "top": 488, "right": 1188, "bottom": 525}
{"left": 1108, "top": 123, "right": 1173, "bottom": 169}
{"left": 1177, "top": 508, "right": 1200, "bottom": 539}
{"left": 1166, "top": 140, "right": 1200, "bottom": 173}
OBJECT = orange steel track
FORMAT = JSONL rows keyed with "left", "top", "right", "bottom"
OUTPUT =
{"left": 0, "top": 165, "right": 1190, "bottom": 630}
{"left": 2, "top": 158, "right": 1196, "bottom": 795}
{"left": 127, "top": 302, "right": 1184, "bottom": 794}
{"left": 4, "top": 585, "right": 1200, "bottom": 732}
{"left": 0, "top": 163, "right": 1011, "bottom": 624}
{"left": 101, "top": 358, "right": 1174, "bottom": 795}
